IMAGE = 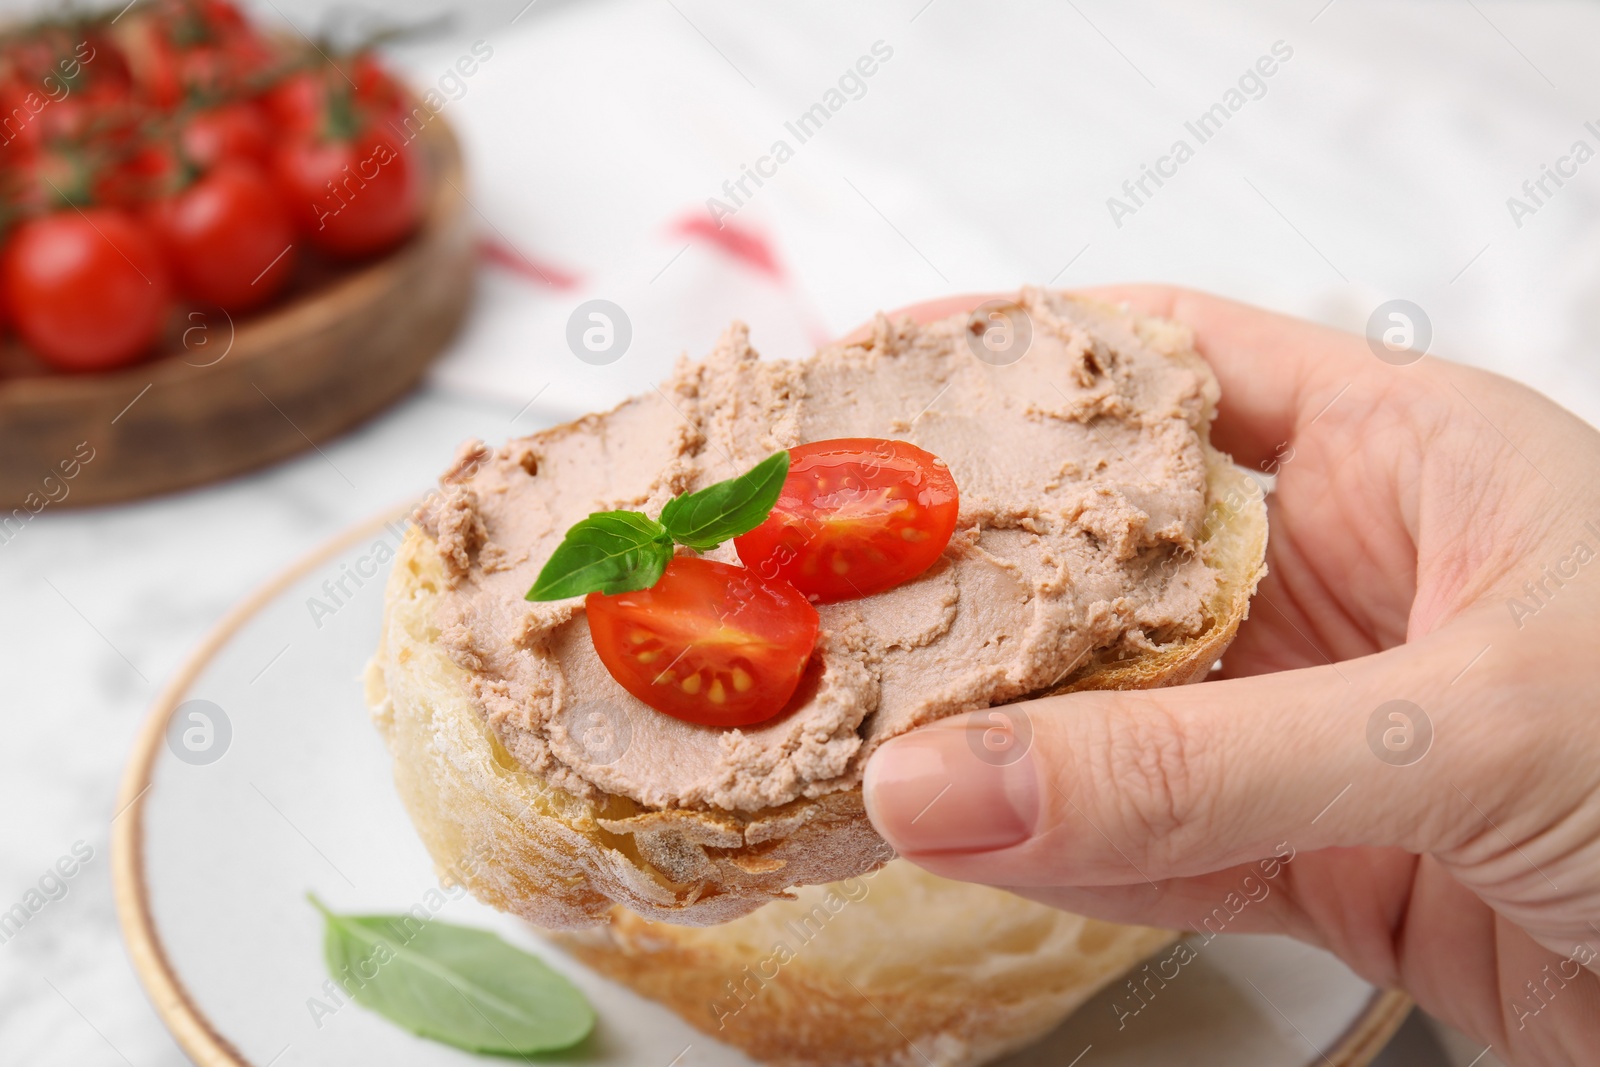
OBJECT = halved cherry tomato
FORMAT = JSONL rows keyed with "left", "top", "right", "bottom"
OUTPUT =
{"left": 147, "top": 161, "right": 294, "bottom": 311}
{"left": 735, "top": 438, "right": 960, "bottom": 603}
{"left": 585, "top": 557, "right": 818, "bottom": 728}
{"left": 2, "top": 208, "right": 171, "bottom": 371}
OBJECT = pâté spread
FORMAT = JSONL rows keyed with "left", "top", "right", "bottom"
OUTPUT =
{"left": 417, "top": 289, "right": 1220, "bottom": 812}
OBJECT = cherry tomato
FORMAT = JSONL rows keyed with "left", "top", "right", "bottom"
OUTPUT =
{"left": 114, "top": 18, "right": 182, "bottom": 108}
{"left": 3, "top": 28, "right": 128, "bottom": 123}
{"left": 72, "top": 32, "right": 135, "bottom": 104}
{"left": 272, "top": 123, "right": 425, "bottom": 258}
{"left": 0, "top": 78, "right": 46, "bottom": 161}
{"left": 195, "top": 0, "right": 252, "bottom": 32}
{"left": 585, "top": 557, "right": 819, "bottom": 728}
{"left": 95, "top": 137, "right": 185, "bottom": 209}
{"left": 147, "top": 161, "right": 294, "bottom": 311}
{"left": 263, "top": 57, "right": 405, "bottom": 133}
{"left": 735, "top": 438, "right": 960, "bottom": 603}
{"left": 181, "top": 101, "right": 271, "bottom": 168}
{"left": 260, "top": 69, "right": 327, "bottom": 134}
{"left": 114, "top": 0, "right": 272, "bottom": 103}
{"left": 2, "top": 208, "right": 171, "bottom": 371}
{"left": 4, "top": 147, "right": 92, "bottom": 216}
{"left": 176, "top": 45, "right": 230, "bottom": 99}
{"left": 350, "top": 53, "right": 407, "bottom": 121}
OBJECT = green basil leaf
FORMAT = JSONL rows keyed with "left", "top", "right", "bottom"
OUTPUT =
{"left": 310, "top": 895, "right": 594, "bottom": 1054}
{"left": 525, "top": 510, "right": 673, "bottom": 601}
{"left": 658, "top": 450, "right": 790, "bottom": 551}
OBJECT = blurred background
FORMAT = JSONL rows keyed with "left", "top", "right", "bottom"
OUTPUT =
{"left": 4, "top": 0, "right": 1598, "bottom": 1063}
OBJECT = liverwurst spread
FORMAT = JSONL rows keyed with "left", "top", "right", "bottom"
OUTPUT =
{"left": 416, "top": 289, "right": 1222, "bottom": 813}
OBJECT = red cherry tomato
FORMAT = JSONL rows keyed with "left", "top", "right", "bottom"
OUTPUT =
{"left": 2, "top": 208, "right": 171, "bottom": 371}
{"left": 196, "top": 0, "right": 252, "bottom": 32}
{"left": 5, "top": 148, "right": 91, "bottom": 216}
{"left": 147, "top": 161, "right": 294, "bottom": 311}
{"left": 260, "top": 69, "right": 327, "bottom": 134}
{"left": 115, "top": 1, "right": 272, "bottom": 103}
{"left": 175, "top": 44, "right": 230, "bottom": 100}
{"left": 7, "top": 28, "right": 129, "bottom": 128}
{"left": 349, "top": 53, "right": 404, "bottom": 118}
{"left": 181, "top": 101, "right": 272, "bottom": 168}
{"left": 263, "top": 57, "right": 405, "bottom": 131}
{"left": 95, "top": 138, "right": 185, "bottom": 209}
{"left": 585, "top": 557, "right": 819, "bottom": 728}
{"left": 115, "top": 19, "right": 183, "bottom": 108}
{"left": 73, "top": 33, "right": 135, "bottom": 103}
{"left": 0, "top": 79, "right": 46, "bottom": 161}
{"left": 272, "top": 124, "right": 425, "bottom": 259}
{"left": 735, "top": 438, "right": 960, "bottom": 603}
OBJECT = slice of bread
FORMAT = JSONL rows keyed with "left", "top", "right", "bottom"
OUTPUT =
{"left": 555, "top": 859, "right": 1177, "bottom": 1067}
{"left": 365, "top": 299, "right": 1269, "bottom": 930}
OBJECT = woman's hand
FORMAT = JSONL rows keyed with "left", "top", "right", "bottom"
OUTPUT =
{"left": 861, "top": 286, "right": 1600, "bottom": 1065}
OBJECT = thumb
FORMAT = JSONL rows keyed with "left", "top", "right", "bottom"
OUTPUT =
{"left": 862, "top": 627, "right": 1494, "bottom": 888}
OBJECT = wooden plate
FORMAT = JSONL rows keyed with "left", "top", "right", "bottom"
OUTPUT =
{"left": 0, "top": 115, "right": 474, "bottom": 511}
{"left": 112, "top": 510, "right": 1413, "bottom": 1067}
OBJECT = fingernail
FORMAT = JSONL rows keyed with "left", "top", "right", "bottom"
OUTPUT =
{"left": 864, "top": 723, "right": 1038, "bottom": 853}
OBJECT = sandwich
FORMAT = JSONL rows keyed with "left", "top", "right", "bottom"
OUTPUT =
{"left": 364, "top": 286, "right": 1266, "bottom": 1063}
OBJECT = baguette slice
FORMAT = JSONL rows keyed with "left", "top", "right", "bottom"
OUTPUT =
{"left": 365, "top": 299, "right": 1269, "bottom": 929}
{"left": 556, "top": 859, "right": 1178, "bottom": 1067}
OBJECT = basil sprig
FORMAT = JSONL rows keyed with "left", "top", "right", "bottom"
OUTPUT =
{"left": 525, "top": 510, "right": 674, "bottom": 601}
{"left": 659, "top": 450, "right": 791, "bottom": 550}
{"left": 526, "top": 451, "right": 790, "bottom": 601}
{"left": 310, "top": 894, "right": 594, "bottom": 1054}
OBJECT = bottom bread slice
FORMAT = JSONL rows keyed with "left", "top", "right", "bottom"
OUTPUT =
{"left": 554, "top": 859, "right": 1176, "bottom": 1067}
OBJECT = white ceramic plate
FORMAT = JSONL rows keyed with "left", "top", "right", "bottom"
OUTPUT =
{"left": 113, "top": 513, "right": 1410, "bottom": 1067}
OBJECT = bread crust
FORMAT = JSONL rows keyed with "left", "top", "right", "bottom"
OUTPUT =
{"left": 557, "top": 860, "right": 1178, "bottom": 1067}
{"left": 366, "top": 302, "right": 1269, "bottom": 930}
